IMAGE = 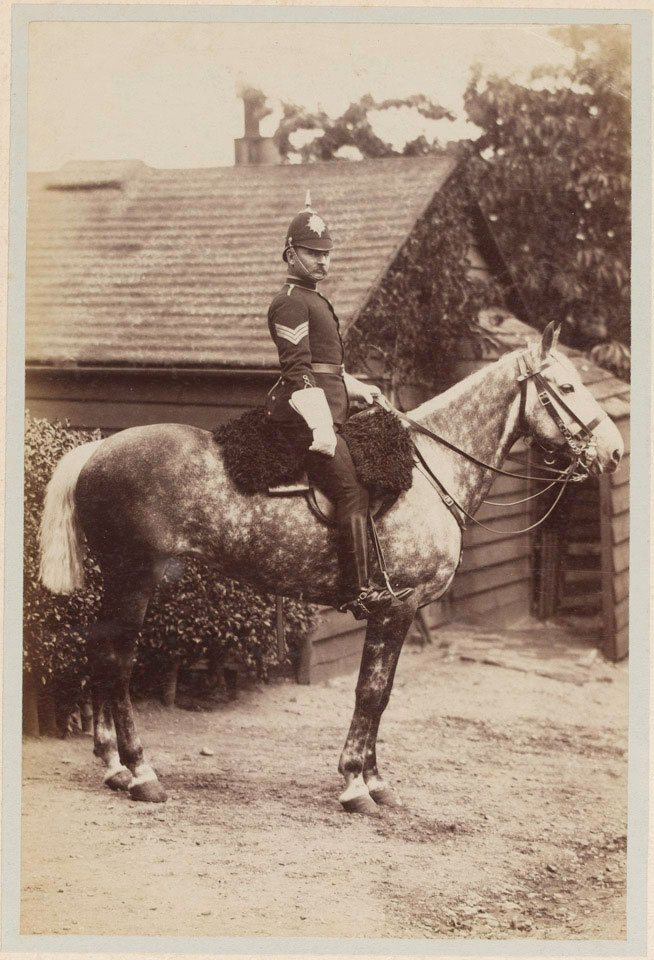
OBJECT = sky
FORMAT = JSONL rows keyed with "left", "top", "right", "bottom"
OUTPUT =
{"left": 27, "top": 21, "right": 577, "bottom": 171}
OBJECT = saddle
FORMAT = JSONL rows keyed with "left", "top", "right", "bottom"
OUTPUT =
{"left": 213, "top": 404, "right": 415, "bottom": 526}
{"left": 267, "top": 474, "right": 397, "bottom": 526}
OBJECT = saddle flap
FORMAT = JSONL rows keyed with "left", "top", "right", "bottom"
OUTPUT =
{"left": 268, "top": 474, "right": 311, "bottom": 495}
{"left": 306, "top": 488, "right": 397, "bottom": 526}
{"left": 268, "top": 478, "right": 397, "bottom": 527}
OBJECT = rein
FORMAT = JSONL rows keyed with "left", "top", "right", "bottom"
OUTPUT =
{"left": 388, "top": 407, "right": 579, "bottom": 485}
{"left": 377, "top": 353, "right": 604, "bottom": 535}
{"left": 411, "top": 439, "right": 577, "bottom": 535}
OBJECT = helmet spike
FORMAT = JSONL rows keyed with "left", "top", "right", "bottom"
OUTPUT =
{"left": 305, "top": 189, "right": 312, "bottom": 210}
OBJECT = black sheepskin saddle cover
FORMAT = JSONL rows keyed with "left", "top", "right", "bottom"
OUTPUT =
{"left": 213, "top": 406, "right": 415, "bottom": 497}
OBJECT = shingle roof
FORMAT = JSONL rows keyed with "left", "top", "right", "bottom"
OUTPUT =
{"left": 26, "top": 155, "right": 457, "bottom": 369}
{"left": 477, "top": 309, "right": 630, "bottom": 417}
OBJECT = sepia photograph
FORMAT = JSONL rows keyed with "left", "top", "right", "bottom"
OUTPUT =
{"left": 4, "top": 6, "right": 649, "bottom": 955}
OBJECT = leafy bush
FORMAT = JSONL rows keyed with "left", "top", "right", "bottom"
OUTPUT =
{"left": 273, "top": 92, "right": 455, "bottom": 163}
{"left": 133, "top": 555, "right": 317, "bottom": 694}
{"left": 24, "top": 411, "right": 319, "bottom": 722}
{"left": 24, "top": 412, "right": 103, "bottom": 712}
{"left": 268, "top": 26, "right": 631, "bottom": 384}
{"left": 463, "top": 26, "right": 630, "bottom": 376}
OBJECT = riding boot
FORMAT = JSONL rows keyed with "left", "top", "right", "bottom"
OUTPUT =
{"left": 337, "top": 513, "right": 413, "bottom": 620}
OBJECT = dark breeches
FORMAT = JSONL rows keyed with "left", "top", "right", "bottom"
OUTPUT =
{"left": 306, "top": 432, "right": 369, "bottom": 519}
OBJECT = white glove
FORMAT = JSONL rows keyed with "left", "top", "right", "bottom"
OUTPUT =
{"left": 289, "top": 386, "right": 337, "bottom": 457}
{"left": 309, "top": 427, "right": 337, "bottom": 457}
{"left": 343, "top": 372, "right": 385, "bottom": 405}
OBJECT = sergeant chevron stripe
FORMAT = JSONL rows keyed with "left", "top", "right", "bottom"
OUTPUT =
{"left": 275, "top": 321, "right": 309, "bottom": 345}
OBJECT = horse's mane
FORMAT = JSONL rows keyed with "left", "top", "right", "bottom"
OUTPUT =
{"left": 408, "top": 344, "right": 576, "bottom": 423}
{"left": 408, "top": 349, "right": 522, "bottom": 422}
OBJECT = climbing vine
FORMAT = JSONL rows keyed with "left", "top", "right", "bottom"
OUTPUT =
{"left": 345, "top": 168, "right": 503, "bottom": 394}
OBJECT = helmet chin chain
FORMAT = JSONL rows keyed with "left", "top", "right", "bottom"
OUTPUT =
{"left": 287, "top": 245, "right": 324, "bottom": 284}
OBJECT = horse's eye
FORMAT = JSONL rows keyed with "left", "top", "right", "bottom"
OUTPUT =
{"left": 560, "top": 383, "right": 575, "bottom": 394}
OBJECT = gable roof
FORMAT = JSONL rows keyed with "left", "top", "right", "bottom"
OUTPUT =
{"left": 26, "top": 155, "right": 457, "bottom": 369}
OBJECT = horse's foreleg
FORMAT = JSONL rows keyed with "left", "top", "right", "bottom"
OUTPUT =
{"left": 361, "top": 714, "right": 403, "bottom": 808}
{"left": 89, "top": 560, "right": 167, "bottom": 802}
{"left": 338, "top": 602, "right": 417, "bottom": 815}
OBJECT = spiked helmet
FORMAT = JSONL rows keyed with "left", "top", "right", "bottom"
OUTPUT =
{"left": 283, "top": 191, "right": 333, "bottom": 261}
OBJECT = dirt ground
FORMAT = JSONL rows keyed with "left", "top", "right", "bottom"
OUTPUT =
{"left": 21, "top": 616, "right": 628, "bottom": 943}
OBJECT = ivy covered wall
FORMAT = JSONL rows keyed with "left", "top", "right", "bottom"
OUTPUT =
{"left": 345, "top": 168, "right": 505, "bottom": 400}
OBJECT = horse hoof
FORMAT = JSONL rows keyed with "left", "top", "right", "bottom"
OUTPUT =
{"left": 105, "top": 769, "right": 133, "bottom": 792}
{"left": 341, "top": 794, "right": 380, "bottom": 817}
{"left": 369, "top": 786, "right": 403, "bottom": 808}
{"left": 129, "top": 780, "right": 167, "bottom": 803}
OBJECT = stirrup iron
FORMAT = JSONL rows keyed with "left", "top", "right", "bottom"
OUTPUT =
{"left": 367, "top": 513, "right": 412, "bottom": 601}
{"left": 345, "top": 586, "right": 394, "bottom": 621}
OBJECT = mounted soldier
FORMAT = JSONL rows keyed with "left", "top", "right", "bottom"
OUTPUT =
{"left": 265, "top": 195, "right": 414, "bottom": 620}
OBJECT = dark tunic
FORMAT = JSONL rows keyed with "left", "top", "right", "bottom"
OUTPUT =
{"left": 265, "top": 276, "right": 349, "bottom": 426}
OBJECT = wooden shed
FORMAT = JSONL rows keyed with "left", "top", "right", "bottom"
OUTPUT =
{"left": 26, "top": 154, "right": 458, "bottom": 429}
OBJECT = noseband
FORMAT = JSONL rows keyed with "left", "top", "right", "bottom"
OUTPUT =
{"left": 516, "top": 354, "right": 606, "bottom": 481}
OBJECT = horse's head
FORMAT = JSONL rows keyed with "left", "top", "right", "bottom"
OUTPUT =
{"left": 518, "top": 321, "right": 624, "bottom": 477}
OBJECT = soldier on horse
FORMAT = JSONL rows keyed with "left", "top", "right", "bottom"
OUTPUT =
{"left": 266, "top": 195, "right": 413, "bottom": 620}
{"left": 37, "top": 190, "right": 623, "bottom": 810}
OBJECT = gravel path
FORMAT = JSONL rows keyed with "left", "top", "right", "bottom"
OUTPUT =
{"left": 21, "top": 618, "right": 628, "bottom": 942}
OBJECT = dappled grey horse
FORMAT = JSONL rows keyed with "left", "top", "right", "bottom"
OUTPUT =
{"left": 39, "top": 323, "right": 623, "bottom": 815}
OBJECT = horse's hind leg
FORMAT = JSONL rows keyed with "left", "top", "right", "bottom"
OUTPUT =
{"left": 89, "top": 558, "right": 167, "bottom": 802}
{"left": 92, "top": 696, "right": 131, "bottom": 792}
{"left": 338, "top": 601, "right": 417, "bottom": 815}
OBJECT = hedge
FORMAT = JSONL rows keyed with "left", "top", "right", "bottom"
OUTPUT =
{"left": 24, "top": 411, "right": 319, "bottom": 730}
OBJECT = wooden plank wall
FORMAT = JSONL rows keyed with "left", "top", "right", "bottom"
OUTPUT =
{"left": 599, "top": 415, "right": 630, "bottom": 660}
{"left": 449, "top": 441, "right": 532, "bottom": 627}
{"left": 298, "top": 608, "right": 367, "bottom": 685}
{"left": 298, "top": 599, "right": 453, "bottom": 685}
{"left": 26, "top": 367, "right": 276, "bottom": 432}
{"left": 553, "top": 478, "right": 603, "bottom": 619}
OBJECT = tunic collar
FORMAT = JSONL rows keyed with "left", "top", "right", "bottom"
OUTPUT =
{"left": 285, "top": 275, "right": 317, "bottom": 291}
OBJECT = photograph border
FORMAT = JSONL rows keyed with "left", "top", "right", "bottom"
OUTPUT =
{"left": 3, "top": 5, "right": 651, "bottom": 957}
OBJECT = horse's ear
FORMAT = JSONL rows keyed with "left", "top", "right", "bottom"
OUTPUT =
{"left": 540, "top": 321, "right": 561, "bottom": 359}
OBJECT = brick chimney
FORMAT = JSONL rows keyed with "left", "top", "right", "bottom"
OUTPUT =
{"left": 234, "top": 86, "right": 280, "bottom": 166}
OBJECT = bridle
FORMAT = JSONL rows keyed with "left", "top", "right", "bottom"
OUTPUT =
{"left": 516, "top": 353, "right": 606, "bottom": 484}
{"left": 380, "top": 349, "right": 607, "bottom": 534}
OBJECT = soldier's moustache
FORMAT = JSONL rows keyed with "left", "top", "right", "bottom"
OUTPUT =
{"left": 290, "top": 246, "right": 325, "bottom": 282}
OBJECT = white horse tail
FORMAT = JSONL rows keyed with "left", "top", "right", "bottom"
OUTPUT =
{"left": 38, "top": 438, "right": 104, "bottom": 594}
